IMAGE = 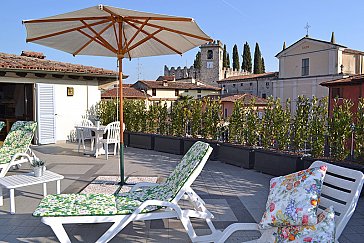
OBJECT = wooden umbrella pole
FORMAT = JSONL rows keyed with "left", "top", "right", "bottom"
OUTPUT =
{"left": 118, "top": 55, "right": 125, "bottom": 185}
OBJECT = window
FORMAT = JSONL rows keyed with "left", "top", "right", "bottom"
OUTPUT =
{"left": 302, "top": 58, "right": 309, "bottom": 76}
{"left": 332, "top": 87, "right": 343, "bottom": 98}
{"left": 197, "top": 90, "right": 202, "bottom": 93}
{"left": 152, "top": 88, "right": 156, "bottom": 96}
{"left": 249, "top": 82, "right": 253, "bottom": 86}
{"left": 207, "top": 50, "right": 213, "bottom": 59}
{"left": 224, "top": 108, "right": 228, "bottom": 118}
{"left": 197, "top": 95, "right": 202, "bottom": 98}
{"left": 233, "top": 84, "right": 236, "bottom": 87}
{"left": 262, "top": 93, "right": 267, "bottom": 99}
{"left": 266, "top": 82, "right": 270, "bottom": 86}
{"left": 184, "top": 90, "right": 189, "bottom": 92}
{"left": 241, "top": 83, "right": 243, "bottom": 86}
{"left": 175, "top": 89, "right": 179, "bottom": 96}
{"left": 223, "top": 85, "right": 226, "bottom": 88}
{"left": 207, "top": 62, "right": 213, "bottom": 69}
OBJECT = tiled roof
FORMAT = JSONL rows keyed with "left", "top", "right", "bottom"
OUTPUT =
{"left": 156, "top": 75, "right": 175, "bottom": 81}
{"left": 217, "top": 72, "right": 278, "bottom": 83}
{"left": 0, "top": 52, "right": 117, "bottom": 76}
{"left": 220, "top": 93, "right": 268, "bottom": 105}
{"left": 137, "top": 80, "right": 221, "bottom": 91}
{"left": 101, "top": 86, "right": 149, "bottom": 99}
{"left": 320, "top": 75, "right": 364, "bottom": 86}
{"left": 343, "top": 49, "right": 364, "bottom": 56}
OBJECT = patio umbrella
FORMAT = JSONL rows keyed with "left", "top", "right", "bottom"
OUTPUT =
{"left": 23, "top": 5, "right": 212, "bottom": 184}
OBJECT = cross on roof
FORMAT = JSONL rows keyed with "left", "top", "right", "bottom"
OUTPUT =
{"left": 304, "top": 22, "right": 311, "bottom": 37}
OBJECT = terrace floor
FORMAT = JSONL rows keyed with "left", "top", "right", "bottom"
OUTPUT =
{"left": 0, "top": 142, "right": 362, "bottom": 242}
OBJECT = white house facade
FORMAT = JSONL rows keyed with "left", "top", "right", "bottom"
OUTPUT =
{"left": 0, "top": 51, "right": 117, "bottom": 144}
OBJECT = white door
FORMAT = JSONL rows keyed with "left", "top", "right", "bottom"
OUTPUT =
{"left": 37, "top": 83, "right": 56, "bottom": 144}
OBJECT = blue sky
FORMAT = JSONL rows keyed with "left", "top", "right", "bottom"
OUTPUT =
{"left": 2, "top": 0, "right": 364, "bottom": 83}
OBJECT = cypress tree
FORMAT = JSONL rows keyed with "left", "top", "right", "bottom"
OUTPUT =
{"left": 232, "top": 44, "right": 240, "bottom": 71}
{"left": 261, "top": 57, "right": 265, "bottom": 73}
{"left": 241, "top": 42, "right": 252, "bottom": 73}
{"left": 226, "top": 53, "right": 230, "bottom": 68}
{"left": 253, "top": 43, "right": 262, "bottom": 74}
{"left": 223, "top": 44, "right": 228, "bottom": 68}
{"left": 193, "top": 51, "right": 201, "bottom": 70}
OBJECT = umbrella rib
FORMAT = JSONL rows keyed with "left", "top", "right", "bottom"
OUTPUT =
{"left": 127, "top": 19, "right": 212, "bottom": 42}
{"left": 26, "top": 19, "right": 110, "bottom": 42}
{"left": 124, "top": 18, "right": 150, "bottom": 53}
{"left": 73, "top": 21, "right": 115, "bottom": 56}
{"left": 124, "top": 29, "right": 163, "bottom": 54}
{"left": 23, "top": 16, "right": 110, "bottom": 24}
{"left": 125, "top": 16, "right": 193, "bottom": 22}
{"left": 122, "top": 25, "right": 131, "bottom": 60}
{"left": 77, "top": 29, "right": 106, "bottom": 48}
{"left": 80, "top": 20, "right": 117, "bottom": 54}
{"left": 125, "top": 20, "right": 182, "bottom": 55}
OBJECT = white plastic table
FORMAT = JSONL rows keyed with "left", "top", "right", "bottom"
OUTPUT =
{"left": 75, "top": 125, "right": 106, "bottom": 157}
{"left": 0, "top": 170, "right": 64, "bottom": 214}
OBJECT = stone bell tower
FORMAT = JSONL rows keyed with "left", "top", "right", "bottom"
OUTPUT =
{"left": 199, "top": 40, "right": 224, "bottom": 86}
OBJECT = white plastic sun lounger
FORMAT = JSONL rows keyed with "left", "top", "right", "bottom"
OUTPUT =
{"left": 33, "top": 141, "right": 218, "bottom": 243}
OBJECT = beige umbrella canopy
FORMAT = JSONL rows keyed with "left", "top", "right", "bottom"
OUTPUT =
{"left": 23, "top": 4, "right": 212, "bottom": 184}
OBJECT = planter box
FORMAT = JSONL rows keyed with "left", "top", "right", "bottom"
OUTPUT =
{"left": 123, "top": 131, "right": 130, "bottom": 147}
{"left": 254, "top": 149, "right": 302, "bottom": 176}
{"left": 128, "top": 132, "right": 154, "bottom": 150}
{"left": 154, "top": 135, "right": 183, "bottom": 155}
{"left": 183, "top": 138, "right": 219, "bottom": 160}
{"left": 217, "top": 143, "right": 255, "bottom": 169}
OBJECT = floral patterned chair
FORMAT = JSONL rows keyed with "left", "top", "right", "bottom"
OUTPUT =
{"left": 198, "top": 161, "right": 364, "bottom": 243}
{"left": 33, "top": 141, "right": 215, "bottom": 243}
{"left": 0, "top": 121, "right": 38, "bottom": 177}
{"left": 0, "top": 121, "right": 4, "bottom": 132}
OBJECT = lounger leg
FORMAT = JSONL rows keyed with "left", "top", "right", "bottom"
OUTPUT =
{"left": 47, "top": 222, "right": 72, "bottom": 243}
{"left": 10, "top": 189, "right": 15, "bottom": 214}
{"left": 96, "top": 218, "right": 129, "bottom": 243}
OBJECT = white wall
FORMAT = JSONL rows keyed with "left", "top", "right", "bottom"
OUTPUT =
{"left": 54, "top": 81, "right": 100, "bottom": 141}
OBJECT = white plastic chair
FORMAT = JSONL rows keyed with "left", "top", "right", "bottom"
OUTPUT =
{"left": 196, "top": 160, "right": 364, "bottom": 243}
{"left": 76, "top": 119, "right": 95, "bottom": 153}
{"left": 100, "top": 121, "right": 120, "bottom": 160}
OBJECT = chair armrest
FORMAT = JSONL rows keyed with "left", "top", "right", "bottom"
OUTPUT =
{"left": 130, "top": 182, "right": 159, "bottom": 191}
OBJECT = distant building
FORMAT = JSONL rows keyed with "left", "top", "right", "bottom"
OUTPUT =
{"left": 217, "top": 72, "right": 278, "bottom": 99}
{"left": 164, "top": 40, "right": 249, "bottom": 86}
{"left": 102, "top": 78, "right": 221, "bottom": 107}
{"left": 274, "top": 35, "right": 364, "bottom": 108}
{"left": 220, "top": 93, "right": 268, "bottom": 118}
{"left": 101, "top": 85, "right": 150, "bottom": 101}
{"left": 0, "top": 51, "right": 117, "bottom": 144}
{"left": 320, "top": 75, "right": 364, "bottom": 116}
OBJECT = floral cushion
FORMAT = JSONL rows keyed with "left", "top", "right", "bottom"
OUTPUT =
{"left": 259, "top": 166, "right": 327, "bottom": 229}
{"left": 273, "top": 206, "right": 335, "bottom": 242}
{"left": 33, "top": 141, "right": 212, "bottom": 217}
{"left": 33, "top": 194, "right": 117, "bottom": 216}
{"left": 0, "top": 121, "right": 37, "bottom": 165}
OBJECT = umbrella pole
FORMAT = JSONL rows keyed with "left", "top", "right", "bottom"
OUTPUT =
{"left": 118, "top": 56, "right": 125, "bottom": 185}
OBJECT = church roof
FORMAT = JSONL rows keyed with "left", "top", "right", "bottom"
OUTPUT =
{"left": 275, "top": 36, "right": 347, "bottom": 58}
{"left": 217, "top": 72, "right": 278, "bottom": 83}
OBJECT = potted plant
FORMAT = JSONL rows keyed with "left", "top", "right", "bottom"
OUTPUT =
{"left": 31, "top": 158, "right": 46, "bottom": 177}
